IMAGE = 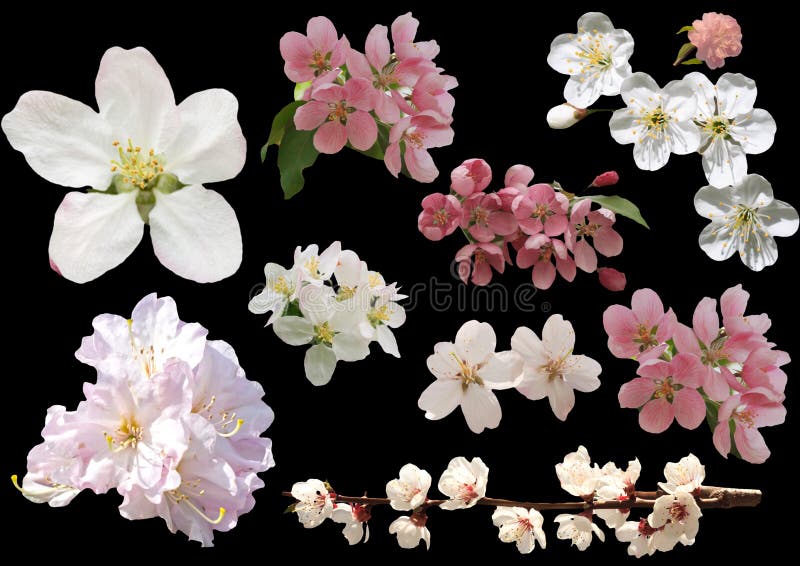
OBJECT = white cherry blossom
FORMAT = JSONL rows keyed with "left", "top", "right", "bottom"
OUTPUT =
{"left": 438, "top": 456, "right": 488, "bottom": 510}
{"left": 647, "top": 492, "right": 702, "bottom": 551}
{"left": 332, "top": 503, "right": 370, "bottom": 545}
{"left": 659, "top": 454, "right": 705, "bottom": 494}
{"left": 291, "top": 479, "right": 334, "bottom": 528}
{"left": 492, "top": 506, "right": 547, "bottom": 554}
{"left": 386, "top": 463, "right": 432, "bottom": 511}
{"left": 554, "top": 514, "right": 605, "bottom": 550}
{"left": 388, "top": 514, "right": 430, "bottom": 549}
{"left": 555, "top": 446, "right": 602, "bottom": 497}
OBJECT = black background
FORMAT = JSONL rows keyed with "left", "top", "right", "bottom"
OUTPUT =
{"left": 3, "top": 1, "right": 795, "bottom": 561}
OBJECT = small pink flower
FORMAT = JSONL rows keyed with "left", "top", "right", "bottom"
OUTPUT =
{"left": 566, "top": 199, "right": 623, "bottom": 273}
{"left": 451, "top": 159, "right": 492, "bottom": 197}
{"left": 740, "top": 347, "right": 789, "bottom": 396}
{"left": 713, "top": 387, "right": 785, "bottom": 464}
{"left": 346, "top": 25, "right": 403, "bottom": 124}
{"left": 516, "top": 234, "right": 576, "bottom": 290}
{"left": 598, "top": 267, "right": 626, "bottom": 291}
{"left": 409, "top": 72, "right": 457, "bottom": 120}
{"left": 619, "top": 353, "right": 707, "bottom": 433}
{"left": 512, "top": 184, "right": 569, "bottom": 237}
{"left": 385, "top": 111, "right": 454, "bottom": 183}
{"left": 456, "top": 243, "right": 504, "bottom": 286}
{"left": 391, "top": 12, "right": 440, "bottom": 62}
{"left": 688, "top": 12, "right": 742, "bottom": 70}
{"left": 720, "top": 284, "right": 771, "bottom": 340}
{"left": 294, "top": 79, "right": 378, "bottom": 154}
{"left": 461, "top": 193, "right": 517, "bottom": 242}
{"left": 603, "top": 288, "right": 677, "bottom": 361}
{"left": 418, "top": 193, "right": 462, "bottom": 241}
{"left": 504, "top": 165, "right": 535, "bottom": 192}
{"left": 590, "top": 171, "right": 619, "bottom": 188}
{"left": 280, "top": 16, "right": 350, "bottom": 83}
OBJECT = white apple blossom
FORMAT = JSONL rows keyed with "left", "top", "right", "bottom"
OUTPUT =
{"left": 647, "top": 492, "right": 702, "bottom": 551}
{"left": 547, "top": 12, "right": 634, "bottom": 107}
{"left": 2, "top": 47, "right": 245, "bottom": 283}
{"left": 554, "top": 514, "right": 605, "bottom": 550}
{"left": 511, "top": 315, "right": 601, "bottom": 421}
{"left": 332, "top": 503, "right": 370, "bottom": 545}
{"left": 248, "top": 263, "right": 300, "bottom": 325}
{"left": 350, "top": 283, "right": 407, "bottom": 358}
{"left": 547, "top": 103, "right": 587, "bottom": 129}
{"left": 609, "top": 73, "right": 700, "bottom": 171}
{"left": 386, "top": 463, "right": 432, "bottom": 511}
{"left": 659, "top": 454, "right": 705, "bottom": 494}
{"left": 291, "top": 479, "right": 334, "bottom": 528}
{"left": 695, "top": 174, "right": 798, "bottom": 271}
{"left": 492, "top": 507, "right": 547, "bottom": 554}
{"left": 555, "top": 446, "right": 602, "bottom": 497}
{"left": 438, "top": 456, "right": 488, "bottom": 510}
{"left": 418, "top": 321, "right": 523, "bottom": 434}
{"left": 294, "top": 241, "right": 341, "bottom": 285}
{"left": 388, "top": 514, "right": 430, "bottom": 549}
{"left": 685, "top": 72, "right": 776, "bottom": 188}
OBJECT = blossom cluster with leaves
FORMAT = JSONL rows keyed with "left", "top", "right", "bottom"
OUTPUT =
{"left": 249, "top": 241, "right": 406, "bottom": 385}
{"left": 605, "top": 285, "right": 788, "bottom": 463}
{"left": 265, "top": 13, "right": 456, "bottom": 198}
{"left": 13, "top": 294, "right": 274, "bottom": 546}
{"left": 287, "top": 450, "right": 757, "bottom": 558}
{"left": 418, "top": 157, "right": 646, "bottom": 289}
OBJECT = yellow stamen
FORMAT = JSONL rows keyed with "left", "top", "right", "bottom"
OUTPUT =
{"left": 216, "top": 418, "right": 244, "bottom": 438}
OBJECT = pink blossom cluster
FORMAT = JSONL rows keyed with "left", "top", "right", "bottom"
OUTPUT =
{"left": 418, "top": 158, "right": 626, "bottom": 290}
{"left": 604, "top": 286, "right": 788, "bottom": 464}
{"left": 688, "top": 12, "right": 742, "bottom": 69}
{"left": 14, "top": 294, "right": 275, "bottom": 546}
{"left": 280, "top": 13, "right": 456, "bottom": 182}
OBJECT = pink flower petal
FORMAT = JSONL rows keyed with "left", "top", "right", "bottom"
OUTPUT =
{"left": 692, "top": 297, "right": 720, "bottom": 346}
{"left": 405, "top": 147, "right": 438, "bottom": 183}
{"left": 344, "top": 78, "right": 376, "bottom": 111}
{"left": 639, "top": 398, "right": 674, "bottom": 434}
{"left": 593, "top": 227, "right": 623, "bottom": 257}
{"left": 602, "top": 305, "right": 638, "bottom": 338}
{"left": 384, "top": 142, "right": 401, "bottom": 177}
{"left": 544, "top": 213, "right": 568, "bottom": 237}
{"left": 671, "top": 353, "right": 706, "bottom": 389}
{"left": 672, "top": 323, "right": 702, "bottom": 356}
{"left": 720, "top": 284, "right": 747, "bottom": 320}
{"left": 631, "top": 289, "right": 665, "bottom": 327}
{"left": 365, "top": 24, "right": 391, "bottom": 69}
{"left": 618, "top": 378, "right": 655, "bottom": 408}
{"left": 504, "top": 164, "right": 534, "bottom": 189}
{"left": 488, "top": 211, "right": 517, "bottom": 236}
{"left": 532, "top": 261, "right": 556, "bottom": 289}
{"left": 712, "top": 421, "right": 732, "bottom": 457}
{"left": 598, "top": 267, "right": 626, "bottom": 291}
{"left": 703, "top": 367, "right": 733, "bottom": 402}
{"left": 346, "top": 50, "right": 374, "bottom": 81}
{"left": 313, "top": 121, "right": 348, "bottom": 154}
{"left": 293, "top": 101, "right": 331, "bottom": 131}
{"left": 673, "top": 388, "right": 705, "bottom": 430}
{"left": 734, "top": 426, "right": 770, "bottom": 464}
{"left": 472, "top": 261, "right": 492, "bottom": 286}
{"left": 573, "top": 239, "right": 597, "bottom": 273}
{"left": 307, "top": 16, "right": 338, "bottom": 53}
{"left": 346, "top": 110, "right": 378, "bottom": 151}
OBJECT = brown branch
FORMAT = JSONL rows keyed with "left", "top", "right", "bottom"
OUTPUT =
{"left": 282, "top": 486, "right": 761, "bottom": 512}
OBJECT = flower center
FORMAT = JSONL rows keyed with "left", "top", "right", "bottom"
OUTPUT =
{"left": 314, "top": 322, "right": 335, "bottom": 346}
{"left": 368, "top": 272, "right": 383, "bottom": 288}
{"left": 310, "top": 49, "right": 332, "bottom": 74}
{"left": 404, "top": 129, "right": 425, "bottom": 149}
{"left": 637, "top": 518, "right": 659, "bottom": 537}
{"left": 433, "top": 209, "right": 450, "bottom": 226}
{"left": 110, "top": 139, "right": 165, "bottom": 190}
{"left": 653, "top": 377, "right": 682, "bottom": 402}
{"left": 709, "top": 200, "right": 772, "bottom": 258}
{"left": 643, "top": 108, "right": 670, "bottom": 133}
{"left": 457, "top": 483, "right": 478, "bottom": 503}
{"left": 451, "top": 353, "right": 485, "bottom": 391}
{"left": 532, "top": 203, "right": 551, "bottom": 221}
{"left": 368, "top": 305, "right": 391, "bottom": 327}
{"left": 474, "top": 249, "right": 487, "bottom": 264}
{"left": 472, "top": 206, "right": 490, "bottom": 225}
{"left": 703, "top": 114, "right": 732, "bottom": 137}
{"left": 327, "top": 101, "right": 353, "bottom": 124}
{"left": 668, "top": 502, "right": 689, "bottom": 523}
{"left": 575, "top": 36, "right": 613, "bottom": 72}
{"left": 194, "top": 395, "right": 244, "bottom": 438}
{"left": 539, "top": 242, "right": 555, "bottom": 262}
{"left": 127, "top": 318, "right": 163, "bottom": 379}
{"left": 542, "top": 356, "right": 569, "bottom": 382}
{"left": 305, "top": 257, "right": 321, "bottom": 277}
{"left": 105, "top": 416, "right": 143, "bottom": 451}
{"left": 272, "top": 276, "right": 294, "bottom": 296}
{"left": 352, "top": 503, "right": 371, "bottom": 523}
{"left": 633, "top": 324, "right": 659, "bottom": 350}
{"left": 734, "top": 405, "right": 756, "bottom": 428}
{"left": 337, "top": 285, "right": 357, "bottom": 301}
{"left": 577, "top": 222, "right": 600, "bottom": 237}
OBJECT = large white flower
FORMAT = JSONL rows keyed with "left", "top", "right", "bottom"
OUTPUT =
{"left": 554, "top": 514, "right": 605, "bottom": 550}
{"left": 291, "top": 479, "right": 334, "bottom": 528}
{"left": 547, "top": 12, "right": 634, "bottom": 107}
{"left": 555, "top": 446, "right": 602, "bottom": 498}
{"left": 609, "top": 73, "right": 700, "bottom": 171}
{"left": 418, "top": 321, "right": 523, "bottom": 434}
{"left": 686, "top": 72, "right": 776, "bottom": 188}
{"left": 695, "top": 174, "right": 798, "bottom": 271}
{"left": 437, "top": 456, "right": 488, "bottom": 510}
{"left": 511, "top": 315, "right": 601, "bottom": 421}
{"left": 659, "top": 454, "right": 705, "bottom": 494}
{"left": 386, "top": 463, "right": 432, "bottom": 511}
{"left": 2, "top": 47, "right": 245, "bottom": 283}
{"left": 492, "top": 506, "right": 547, "bottom": 554}
{"left": 647, "top": 492, "right": 702, "bottom": 551}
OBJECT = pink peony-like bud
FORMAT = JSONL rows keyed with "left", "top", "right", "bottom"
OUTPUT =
{"left": 688, "top": 12, "right": 742, "bottom": 70}
{"left": 591, "top": 171, "right": 620, "bottom": 188}
{"left": 451, "top": 158, "right": 492, "bottom": 197}
{"left": 598, "top": 267, "right": 626, "bottom": 291}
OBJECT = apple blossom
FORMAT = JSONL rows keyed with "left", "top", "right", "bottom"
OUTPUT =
{"left": 492, "top": 507, "right": 547, "bottom": 554}
{"left": 554, "top": 514, "right": 605, "bottom": 550}
{"left": 292, "top": 479, "right": 334, "bottom": 528}
{"left": 603, "top": 288, "right": 676, "bottom": 361}
{"left": 279, "top": 16, "right": 349, "bottom": 83}
{"left": 389, "top": 513, "right": 431, "bottom": 549}
{"left": 438, "top": 456, "right": 489, "bottom": 510}
{"left": 387, "top": 463, "right": 432, "bottom": 511}
{"left": 659, "top": 454, "right": 705, "bottom": 494}
{"left": 555, "top": 446, "right": 602, "bottom": 498}
{"left": 647, "top": 492, "right": 702, "bottom": 550}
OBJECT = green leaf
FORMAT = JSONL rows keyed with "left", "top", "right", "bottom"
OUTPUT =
{"left": 580, "top": 195, "right": 650, "bottom": 229}
{"left": 681, "top": 58, "right": 703, "bottom": 65}
{"left": 276, "top": 123, "right": 320, "bottom": 199}
{"left": 704, "top": 396, "right": 719, "bottom": 430}
{"left": 352, "top": 121, "right": 391, "bottom": 160}
{"left": 283, "top": 503, "right": 297, "bottom": 514}
{"left": 294, "top": 81, "right": 312, "bottom": 101}
{"left": 673, "top": 42, "right": 696, "bottom": 66}
{"left": 676, "top": 25, "right": 694, "bottom": 34}
{"left": 283, "top": 300, "right": 303, "bottom": 317}
{"left": 261, "top": 101, "right": 305, "bottom": 162}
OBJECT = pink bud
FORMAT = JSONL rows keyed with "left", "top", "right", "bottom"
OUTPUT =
{"left": 49, "top": 257, "right": 62, "bottom": 276}
{"left": 591, "top": 171, "right": 620, "bottom": 188}
{"left": 598, "top": 267, "right": 626, "bottom": 291}
{"left": 451, "top": 158, "right": 492, "bottom": 197}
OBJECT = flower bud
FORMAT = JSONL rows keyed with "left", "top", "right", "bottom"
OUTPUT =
{"left": 547, "top": 103, "right": 587, "bottom": 129}
{"left": 590, "top": 171, "right": 620, "bottom": 187}
{"left": 598, "top": 267, "right": 626, "bottom": 291}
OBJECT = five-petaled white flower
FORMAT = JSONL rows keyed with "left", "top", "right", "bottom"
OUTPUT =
{"left": 388, "top": 514, "right": 431, "bottom": 550}
{"left": 659, "top": 454, "right": 705, "bottom": 494}
{"left": 555, "top": 445, "right": 602, "bottom": 497}
{"left": 248, "top": 263, "right": 300, "bottom": 325}
{"left": 386, "top": 463, "right": 432, "bottom": 511}
{"left": 492, "top": 506, "right": 547, "bottom": 554}
{"left": 695, "top": 174, "right": 798, "bottom": 271}
{"left": 554, "top": 514, "right": 605, "bottom": 550}
{"left": 547, "top": 12, "right": 634, "bottom": 108}
{"left": 686, "top": 72, "right": 776, "bottom": 188}
{"left": 418, "top": 321, "right": 523, "bottom": 434}
{"left": 609, "top": 73, "right": 700, "bottom": 171}
{"left": 2, "top": 47, "right": 245, "bottom": 283}
{"left": 291, "top": 479, "right": 334, "bottom": 528}
{"left": 647, "top": 492, "right": 702, "bottom": 551}
{"left": 438, "top": 456, "right": 489, "bottom": 510}
{"left": 511, "top": 315, "right": 602, "bottom": 421}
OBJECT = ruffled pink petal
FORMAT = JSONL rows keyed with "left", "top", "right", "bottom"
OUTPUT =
{"left": 720, "top": 284, "right": 747, "bottom": 319}
{"left": 391, "top": 12, "right": 418, "bottom": 44}
{"left": 639, "top": 398, "right": 674, "bottom": 434}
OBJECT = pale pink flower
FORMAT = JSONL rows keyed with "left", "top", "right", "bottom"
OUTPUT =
{"left": 279, "top": 16, "right": 350, "bottom": 83}
{"left": 294, "top": 79, "right": 378, "bottom": 154}
{"left": 385, "top": 111, "right": 454, "bottom": 183}
{"left": 688, "top": 13, "right": 742, "bottom": 70}
{"left": 504, "top": 164, "right": 535, "bottom": 192}
{"left": 740, "top": 347, "right": 789, "bottom": 396}
{"left": 598, "top": 267, "right": 626, "bottom": 292}
{"left": 451, "top": 158, "right": 492, "bottom": 197}
{"left": 719, "top": 284, "right": 771, "bottom": 340}
{"left": 456, "top": 243, "right": 505, "bottom": 286}
{"left": 603, "top": 289, "right": 677, "bottom": 360}
{"left": 713, "top": 387, "right": 786, "bottom": 464}
{"left": 391, "top": 12, "right": 439, "bottom": 62}
{"left": 408, "top": 72, "right": 457, "bottom": 120}
{"left": 590, "top": 171, "right": 619, "bottom": 188}
{"left": 418, "top": 193, "right": 462, "bottom": 241}
{"left": 437, "top": 456, "right": 489, "bottom": 510}
{"left": 516, "top": 234, "right": 576, "bottom": 290}
{"left": 461, "top": 192, "right": 517, "bottom": 242}
{"left": 566, "top": 199, "right": 623, "bottom": 273}
{"left": 512, "top": 184, "right": 569, "bottom": 236}
{"left": 346, "top": 25, "right": 403, "bottom": 124}
{"left": 618, "top": 353, "right": 707, "bottom": 433}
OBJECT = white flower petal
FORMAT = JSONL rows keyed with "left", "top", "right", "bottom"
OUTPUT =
{"left": 2, "top": 91, "right": 113, "bottom": 189}
{"left": 685, "top": 71, "right": 716, "bottom": 119}
{"left": 740, "top": 230, "right": 778, "bottom": 271}
{"left": 577, "top": 12, "right": 615, "bottom": 34}
{"left": 761, "top": 199, "right": 799, "bottom": 237}
{"left": 48, "top": 190, "right": 143, "bottom": 283}
{"left": 510, "top": 326, "right": 549, "bottom": 366}
{"left": 162, "top": 89, "right": 246, "bottom": 184}
{"left": 272, "top": 316, "right": 314, "bottom": 346}
{"left": 730, "top": 109, "right": 776, "bottom": 154}
{"left": 666, "top": 120, "right": 701, "bottom": 155}
{"left": 608, "top": 109, "right": 639, "bottom": 145}
{"left": 717, "top": 73, "right": 757, "bottom": 117}
{"left": 632, "top": 135, "right": 670, "bottom": 171}
{"left": 418, "top": 379, "right": 462, "bottom": 420}
{"left": 698, "top": 223, "right": 737, "bottom": 261}
{"left": 565, "top": 355, "right": 602, "bottom": 392}
{"left": 662, "top": 79, "right": 697, "bottom": 122}
{"left": 304, "top": 344, "right": 337, "bottom": 386}
{"left": 332, "top": 332, "right": 370, "bottom": 362}
{"left": 702, "top": 137, "right": 748, "bottom": 188}
{"left": 548, "top": 378, "right": 576, "bottom": 421}
{"left": 480, "top": 351, "right": 523, "bottom": 390}
{"left": 620, "top": 73, "right": 661, "bottom": 108}
{"left": 461, "top": 385, "right": 501, "bottom": 433}
{"left": 564, "top": 74, "right": 605, "bottom": 108}
{"left": 455, "top": 320, "right": 497, "bottom": 365}
{"left": 694, "top": 184, "right": 735, "bottom": 217}
{"left": 376, "top": 325, "right": 400, "bottom": 357}
{"left": 149, "top": 185, "right": 242, "bottom": 282}
{"left": 427, "top": 342, "right": 460, "bottom": 379}
{"left": 547, "top": 34, "right": 579, "bottom": 74}
{"left": 542, "top": 314, "right": 575, "bottom": 359}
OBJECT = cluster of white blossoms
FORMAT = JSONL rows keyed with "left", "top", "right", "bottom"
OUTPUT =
{"left": 13, "top": 294, "right": 275, "bottom": 546}
{"left": 249, "top": 241, "right": 406, "bottom": 385}
{"left": 288, "top": 451, "right": 714, "bottom": 556}
{"left": 418, "top": 316, "right": 601, "bottom": 433}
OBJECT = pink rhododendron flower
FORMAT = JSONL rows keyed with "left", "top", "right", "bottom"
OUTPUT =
{"left": 456, "top": 243, "right": 505, "bottom": 286}
{"left": 598, "top": 267, "right": 626, "bottom": 291}
{"left": 619, "top": 353, "right": 707, "bottom": 433}
{"left": 280, "top": 16, "right": 350, "bottom": 82}
{"left": 418, "top": 193, "right": 462, "bottom": 241}
{"left": 603, "top": 289, "right": 677, "bottom": 360}
{"left": 713, "top": 388, "right": 785, "bottom": 464}
{"left": 688, "top": 13, "right": 742, "bottom": 70}
{"left": 391, "top": 12, "right": 439, "bottom": 62}
{"left": 385, "top": 111, "right": 454, "bottom": 183}
{"left": 512, "top": 184, "right": 569, "bottom": 237}
{"left": 451, "top": 158, "right": 492, "bottom": 197}
{"left": 566, "top": 199, "right": 623, "bottom": 273}
{"left": 295, "top": 78, "right": 378, "bottom": 154}
{"left": 462, "top": 192, "right": 517, "bottom": 242}
{"left": 516, "top": 234, "right": 576, "bottom": 290}
{"left": 590, "top": 171, "right": 620, "bottom": 188}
